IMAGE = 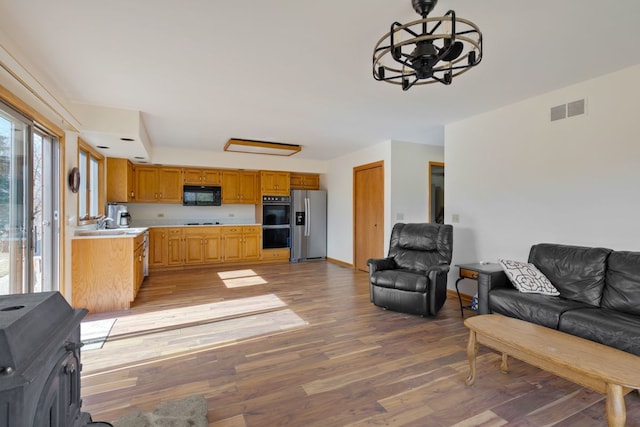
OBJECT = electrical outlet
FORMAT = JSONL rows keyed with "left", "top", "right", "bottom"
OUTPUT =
{"left": 396, "top": 213, "right": 404, "bottom": 220}
{"left": 452, "top": 214, "right": 460, "bottom": 223}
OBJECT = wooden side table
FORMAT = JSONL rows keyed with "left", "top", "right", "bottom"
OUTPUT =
{"left": 454, "top": 262, "right": 503, "bottom": 317}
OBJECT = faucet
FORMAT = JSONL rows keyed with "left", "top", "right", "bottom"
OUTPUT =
{"left": 96, "top": 216, "right": 114, "bottom": 230}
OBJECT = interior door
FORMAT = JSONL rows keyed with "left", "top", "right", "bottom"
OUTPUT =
{"left": 353, "top": 161, "right": 384, "bottom": 271}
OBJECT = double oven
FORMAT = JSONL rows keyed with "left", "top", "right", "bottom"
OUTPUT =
{"left": 262, "top": 195, "right": 291, "bottom": 249}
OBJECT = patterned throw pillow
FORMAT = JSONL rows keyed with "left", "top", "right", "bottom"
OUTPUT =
{"left": 498, "top": 259, "right": 560, "bottom": 296}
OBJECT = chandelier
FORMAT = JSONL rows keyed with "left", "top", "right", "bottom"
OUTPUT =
{"left": 373, "top": 0, "right": 483, "bottom": 91}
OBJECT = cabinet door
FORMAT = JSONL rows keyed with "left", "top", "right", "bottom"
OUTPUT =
{"left": 260, "top": 171, "right": 277, "bottom": 194}
{"left": 222, "top": 227, "right": 243, "bottom": 261}
{"left": 221, "top": 171, "right": 240, "bottom": 203}
{"left": 134, "top": 166, "right": 159, "bottom": 202}
{"left": 158, "top": 167, "right": 183, "bottom": 203}
{"left": 149, "top": 228, "right": 168, "bottom": 267}
{"left": 107, "top": 158, "right": 135, "bottom": 202}
{"left": 239, "top": 171, "right": 258, "bottom": 203}
{"left": 167, "top": 229, "right": 183, "bottom": 265}
{"left": 184, "top": 234, "right": 204, "bottom": 264}
{"left": 290, "top": 173, "right": 320, "bottom": 190}
{"left": 242, "top": 230, "right": 262, "bottom": 260}
{"left": 274, "top": 172, "right": 290, "bottom": 195}
{"left": 134, "top": 244, "right": 144, "bottom": 297}
{"left": 183, "top": 168, "right": 203, "bottom": 185}
{"left": 203, "top": 231, "right": 222, "bottom": 262}
{"left": 202, "top": 169, "right": 221, "bottom": 185}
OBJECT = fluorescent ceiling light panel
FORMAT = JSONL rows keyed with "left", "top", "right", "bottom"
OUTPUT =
{"left": 224, "top": 138, "right": 301, "bottom": 156}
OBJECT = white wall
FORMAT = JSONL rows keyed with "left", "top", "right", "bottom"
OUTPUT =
{"left": 445, "top": 64, "right": 640, "bottom": 295}
{"left": 325, "top": 140, "right": 444, "bottom": 264}
{"left": 390, "top": 140, "right": 444, "bottom": 224}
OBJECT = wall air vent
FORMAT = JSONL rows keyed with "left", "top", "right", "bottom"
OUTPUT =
{"left": 550, "top": 99, "right": 586, "bottom": 122}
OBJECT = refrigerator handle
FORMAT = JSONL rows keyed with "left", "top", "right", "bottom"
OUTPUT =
{"left": 304, "top": 197, "right": 311, "bottom": 237}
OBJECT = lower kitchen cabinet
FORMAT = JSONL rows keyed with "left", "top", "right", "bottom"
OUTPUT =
{"left": 262, "top": 248, "right": 290, "bottom": 262}
{"left": 149, "top": 225, "right": 262, "bottom": 270}
{"left": 167, "top": 228, "right": 184, "bottom": 265}
{"left": 183, "top": 227, "right": 222, "bottom": 264}
{"left": 149, "top": 227, "right": 168, "bottom": 267}
{"left": 72, "top": 233, "right": 145, "bottom": 313}
{"left": 222, "top": 226, "right": 261, "bottom": 262}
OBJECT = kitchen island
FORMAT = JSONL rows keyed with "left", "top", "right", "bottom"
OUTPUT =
{"left": 71, "top": 228, "right": 148, "bottom": 313}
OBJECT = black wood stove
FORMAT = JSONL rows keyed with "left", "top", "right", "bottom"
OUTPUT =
{"left": 0, "top": 292, "right": 92, "bottom": 427}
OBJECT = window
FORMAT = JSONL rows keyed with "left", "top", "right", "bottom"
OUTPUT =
{"left": 78, "top": 139, "right": 105, "bottom": 223}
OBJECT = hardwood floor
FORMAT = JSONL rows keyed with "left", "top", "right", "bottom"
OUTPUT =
{"left": 80, "top": 262, "right": 640, "bottom": 426}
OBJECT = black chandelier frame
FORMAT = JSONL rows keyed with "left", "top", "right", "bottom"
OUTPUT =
{"left": 373, "top": 8, "right": 483, "bottom": 91}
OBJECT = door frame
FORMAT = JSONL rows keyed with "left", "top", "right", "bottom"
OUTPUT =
{"left": 353, "top": 160, "right": 384, "bottom": 271}
{"left": 428, "top": 161, "right": 445, "bottom": 223}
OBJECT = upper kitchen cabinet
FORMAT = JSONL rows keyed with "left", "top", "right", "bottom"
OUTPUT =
{"left": 290, "top": 173, "right": 320, "bottom": 190}
{"left": 183, "top": 168, "right": 221, "bottom": 186}
{"left": 106, "top": 157, "right": 135, "bottom": 202}
{"left": 134, "top": 166, "right": 183, "bottom": 203}
{"left": 221, "top": 170, "right": 258, "bottom": 204}
{"left": 260, "top": 171, "right": 290, "bottom": 196}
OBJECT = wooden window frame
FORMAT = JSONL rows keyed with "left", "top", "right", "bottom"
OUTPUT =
{"left": 77, "top": 139, "right": 105, "bottom": 225}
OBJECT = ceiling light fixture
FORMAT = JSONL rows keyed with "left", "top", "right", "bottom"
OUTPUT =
{"left": 373, "top": 0, "right": 483, "bottom": 91}
{"left": 224, "top": 139, "right": 302, "bottom": 156}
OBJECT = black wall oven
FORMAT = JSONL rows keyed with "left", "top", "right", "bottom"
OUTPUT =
{"left": 262, "top": 195, "right": 291, "bottom": 249}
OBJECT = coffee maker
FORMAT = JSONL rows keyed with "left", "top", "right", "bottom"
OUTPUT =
{"left": 106, "top": 203, "right": 132, "bottom": 228}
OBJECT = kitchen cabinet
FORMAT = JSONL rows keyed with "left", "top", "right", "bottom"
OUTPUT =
{"left": 135, "top": 166, "right": 183, "bottom": 203}
{"left": 107, "top": 157, "right": 136, "bottom": 202}
{"left": 133, "top": 235, "right": 145, "bottom": 295}
{"left": 183, "top": 168, "right": 221, "bottom": 185}
{"left": 149, "top": 227, "right": 168, "bottom": 267}
{"left": 183, "top": 227, "right": 222, "bottom": 264}
{"left": 262, "top": 248, "right": 290, "bottom": 262}
{"left": 167, "top": 228, "right": 184, "bottom": 265}
{"left": 260, "top": 171, "right": 290, "bottom": 195}
{"left": 290, "top": 173, "right": 320, "bottom": 190}
{"left": 221, "top": 226, "right": 261, "bottom": 261}
{"left": 71, "top": 233, "right": 145, "bottom": 313}
{"left": 151, "top": 227, "right": 223, "bottom": 268}
{"left": 221, "top": 171, "right": 258, "bottom": 204}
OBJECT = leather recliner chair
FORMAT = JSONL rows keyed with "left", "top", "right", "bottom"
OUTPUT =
{"left": 367, "top": 223, "right": 453, "bottom": 316}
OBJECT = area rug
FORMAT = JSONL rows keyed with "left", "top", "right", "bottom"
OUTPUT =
{"left": 111, "top": 395, "right": 208, "bottom": 427}
{"left": 81, "top": 318, "right": 116, "bottom": 350}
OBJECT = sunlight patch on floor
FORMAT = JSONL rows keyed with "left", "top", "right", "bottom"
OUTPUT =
{"left": 82, "top": 308, "right": 308, "bottom": 375}
{"left": 219, "top": 269, "right": 267, "bottom": 288}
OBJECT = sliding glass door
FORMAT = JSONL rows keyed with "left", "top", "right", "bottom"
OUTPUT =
{"left": 0, "top": 101, "right": 60, "bottom": 295}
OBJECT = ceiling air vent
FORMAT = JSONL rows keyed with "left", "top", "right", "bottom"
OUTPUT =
{"left": 550, "top": 99, "right": 586, "bottom": 122}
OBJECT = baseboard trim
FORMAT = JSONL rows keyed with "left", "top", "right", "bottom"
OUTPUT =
{"left": 448, "top": 289, "right": 472, "bottom": 305}
{"left": 326, "top": 257, "right": 353, "bottom": 268}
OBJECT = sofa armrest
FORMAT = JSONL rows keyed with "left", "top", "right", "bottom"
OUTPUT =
{"left": 367, "top": 258, "right": 396, "bottom": 275}
{"left": 477, "top": 270, "right": 510, "bottom": 315}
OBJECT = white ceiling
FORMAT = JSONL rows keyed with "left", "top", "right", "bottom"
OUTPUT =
{"left": 2, "top": 0, "right": 640, "bottom": 161}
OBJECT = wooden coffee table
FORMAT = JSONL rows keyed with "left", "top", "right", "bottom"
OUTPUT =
{"left": 464, "top": 314, "right": 640, "bottom": 427}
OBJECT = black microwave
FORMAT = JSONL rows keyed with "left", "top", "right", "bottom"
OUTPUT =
{"left": 183, "top": 185, "right": 221, "bottom": 206}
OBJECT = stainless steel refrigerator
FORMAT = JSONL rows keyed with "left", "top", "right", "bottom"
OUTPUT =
{"left": 290, "top": 189, "right": 327, "bottom": 262}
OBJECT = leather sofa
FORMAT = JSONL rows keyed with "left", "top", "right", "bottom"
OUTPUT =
{"left": 367, "top": 223, "right": 453, "bottom": 316}
{"left": 478, "top": 243, "right": 640, "bottom": 356}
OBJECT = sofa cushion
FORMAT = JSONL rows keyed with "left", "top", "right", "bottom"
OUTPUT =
{"left": 559, "top": 307, "right": 640, "bottom": 357}
{"left": 498, "top": 259, "right": 559, "bottom": 296}
{"left": 370, "top": 270, "right": 427, "bottom": 293}
{"left": 489, "top": 288, "right": 590, "bottom": 329}
{"left": 528, "top": 243, "right": 612, "bottom": 306}
{"left": 601, "top": 251, "right": 640, "bottom": 316}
